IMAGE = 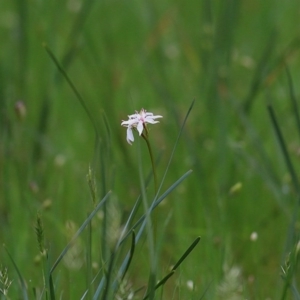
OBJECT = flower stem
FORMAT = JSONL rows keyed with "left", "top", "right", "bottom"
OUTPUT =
{"left": 142, "top": 132, "right": 158, "bottom": 195}
{"left": 141, "top": 129, "right": 158, "bottom": 249}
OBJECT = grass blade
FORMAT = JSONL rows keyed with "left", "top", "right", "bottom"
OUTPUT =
{"left": 50, "top": 191, "right": 111, "bottom": 274}
{"left": 156, "top": 99, "right": 195, "bottom": 198}
{"left": 280, "top": 240, "right": 300, "bottom": 300}
{"left": 112, "top": 169, "right": 192, "bottom": 297}
{"left": 142, "top": 236, "right": 201, "bottom": 300}
{"left": 4, "top": 246, "right": 28, "bottom": 300}
{"left": 92, "top": 275, "right": 105, "bottom": 300}
{"left": 267, "top": 105, "right": 300, "bottom": 194}
{"left": 285, "top": 66, "right": 300, "bottom": 141}
{"left": 101, "top": 230, "right": 135, "bottom": 300}
{"left": 199, "top": 282, "right": 212, "bottom": 300}
{"left": 142, "top": 271, "right": 175, "bottom": 300}
{"left": 120, "top": 169, "right": 193, "bottom": 245}
{"left": 43, "top": 44, "right": 100, "bottom": 137}
{"left": 121, "top": 230, "right": 136, "bottom": 281}
{"left": 243, "top": 31, "right": 277, "bottom": 114}
{"left": 171, "top": 236, "right": 201, "bottom": 271}
{"left": 137, "top": 136, "right": 156, "bottom": 300}
{"left": 49, "top": 274, "right": 56, "bottom": 300}
{"left": 85, "top": 214, "right": 92, "bottom": 300}
{"left": 59, "top": 0, "right": 96, "bottom": 72}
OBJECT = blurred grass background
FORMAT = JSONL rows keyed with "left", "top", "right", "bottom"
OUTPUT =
{"left": 1, "top": 0, "right": 300, "bottom": 298}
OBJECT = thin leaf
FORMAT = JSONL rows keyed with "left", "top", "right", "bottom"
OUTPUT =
{"left": 285, "top": 66, "right": 300, "bottom": 141}
{"left": 199, "top": 281, "right": 212, "bottom": 300}
{"left": 101, "top": 231, "right": 135, "bottom": 300}
{"left": 121, "top": 230, "right": 136, "bottom": 281}
{"left": 59, "top": 0, "right": 97, "bottom": 72}
{"left": 92, "top": 277, "right": 105, "bottom": 300}
{"left": 85, "top": 214, "right": 93, "bottom": 300}
{"left": 142, "top": 236, "right": 201, "bottom": 300}
{"left": 49, "top": 274, "right": 56, "bottom": 300}
{"left": 50, "top": 191, "right": 111, "bottom": 274}
{"left": 88, "top": 230, "right": 139, "bottom": 299}
{"left": 4, "top": 246, "right": 28, "bottom": 300}
{"left": 171, "top": 236, "right": 201, "bottom": 271}
{"left": 156, "top": 99, "right": 195, "bottom": 198}
{"left": 43, "top": 44, "right": 100, "bottom": 137}
{"left": 267, "top": 105, "right": 300, "bottom": 194}
{"left": 120, "top": 170, "right": 193, "bottom": 245}
{"left": 243, "top": 31, "right": 277, "bottom": 114}
{"left": 101, "top": 253, "right": 115, "bottom": 300}
{"left": 137, "top": 136, "right": 156, "bottom": 300}
{"left": 142, "top": 271, "right": 175, "bottom": 300}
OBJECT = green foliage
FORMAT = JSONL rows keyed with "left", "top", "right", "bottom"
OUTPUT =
{"left": 1, "top": 0, "right": 300, "bottom": 298}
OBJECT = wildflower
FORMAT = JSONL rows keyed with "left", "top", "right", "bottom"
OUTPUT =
{"left": 121, "top": 108, "right": 162, "bottom": 145}
{"left": 186, "top": 280, "right": 194, "bottom": 290}
{"left": 250, "top": 232, "right": 258, "bottom": 242}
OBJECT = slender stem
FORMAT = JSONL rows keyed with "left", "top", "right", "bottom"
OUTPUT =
{"left": 141, "top": 128, "right": 158, "bottom": 286}
{"left": 142, "top": 131, "right": 158, "bottom": 195}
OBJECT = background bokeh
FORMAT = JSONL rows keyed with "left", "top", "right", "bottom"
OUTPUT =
{"left": 1, "top": 0, "right": 300, "bottom": 298}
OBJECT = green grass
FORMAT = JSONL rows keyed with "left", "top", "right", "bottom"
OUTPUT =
{"left": 1, "top": 0, "right": 300, "bottom": 299}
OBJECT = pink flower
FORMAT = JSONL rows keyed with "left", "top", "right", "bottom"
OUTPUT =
{"left": 121, "top": 108, "right": 162, "bottom": 144}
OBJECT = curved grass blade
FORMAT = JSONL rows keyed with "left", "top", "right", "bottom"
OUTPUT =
{"left": 285, "top": 66, "right": 300, "bottom": 141}
{"left": 43, "top": 44, "right": 101, "bottom": 137}
{"left": 171, "top": 236, "right": 201, "bottom": 271}
{"left": 137, "top": 137, "right": 156, "bottom": 300}
{"left": 59, "top": 0, "right": 97, "bottom": 72}
{"left": 84, "top": 223, "right": 138, "bottom": 298}
{"left": 49, "top": 274, "right": 56, "bottom": 300}
{"left": 156, "top": 99, "right": 195, "bottom": 198}
{"left": 119, "top": 169, "right": 193, "bottom": 246}
{"left": 4, "top": 245, "right": 28, "bottom": 300}
{"left": 119, "top": 196, "right": 141, "bottom": 244}
{"left": 92, "top": 277, "right": 105, "bottom": 300}
{"left": 85, "top": 214, "right": 92, "bottom": 300}
{"left": 280, "top": 240, "right": 300, "bottom": 300}
{"left": 114, "top": 152, "right": 162, "bottom": 245}
{"left": 121, "top": 230, "right": 136, "bottom": 281}
{"left": 50, "top": 191, "right": 111, "bottom": 274}
{"left": 268, "top": 104, "right": 300, "bottom": 258}
{"left": 142, "top": 236, "right": 201, "bottom": 300}
{"left": 80, "top": 290, "right": 89, "bottom": 300}
{"left": 267, "top": 105, "right": 300, "bottom": 194}
{"left": 101, "top": 230, "right": 136, "bottom": 300}
{"left": 232, "top": 97, "right": 284, "bottom": 208}
{"left": 111, "top": 171, "right": 193, "bottom": 295}
{"left": 199, "top": 281, "right": 212, "bottom": 299}
{"left": 100, "top": 254, "right": 115, "bottom": 300}
{"left": 243, "top": 31, "right": 277, "bottom": 114}
{"left": 134, "top": 170, "right": 193, "bottom": 245}
{"left": 246, "top": 36, "right": 300, "bottom": 116}
{"left": 142, "top": 271, "right": 175, "bottom": 300}
{"left": 128, "top": 170, "right": 193, "bottom": 243}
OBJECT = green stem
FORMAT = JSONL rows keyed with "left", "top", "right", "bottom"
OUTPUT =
{"left": 142, "top": 130, "right": 158, "bottom": 195}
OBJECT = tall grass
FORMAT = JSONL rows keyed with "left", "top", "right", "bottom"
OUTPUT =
{"left": 1, "top": 0, "right": 300, "bottom": 298}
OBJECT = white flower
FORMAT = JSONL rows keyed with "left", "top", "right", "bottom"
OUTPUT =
{"left": 121, "top": 108, "right": 162, "bottom": 144}
{"left": 250, "top": 232, "right": 258, "bottom": 242}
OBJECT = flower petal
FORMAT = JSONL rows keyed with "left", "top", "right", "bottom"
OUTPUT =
{"left": 137, "top": 121, "right": 144, "bottom": 135}
{"left": 121, "top": 108, "right": 163, "bottom": 144}
{"left": 128, "top": 113, "right": 139, "bottom": 119}
{"left": 121, "top": 118, "right": 138, "bottom": 127}
{"left": 126, "top": 127, "right": 134, "bottom": 145}
{"left": 144, "top": 116, "right": 162, "bottom": 124}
